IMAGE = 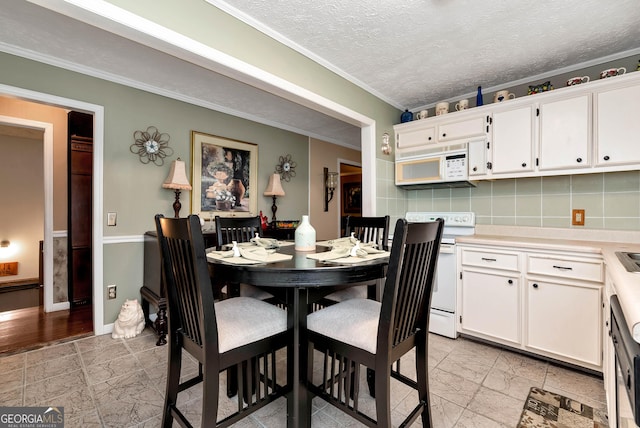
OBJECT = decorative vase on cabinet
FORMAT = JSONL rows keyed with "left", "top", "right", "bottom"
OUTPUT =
{"left": 295, "top": 215, "right": 316, "bottom": 251}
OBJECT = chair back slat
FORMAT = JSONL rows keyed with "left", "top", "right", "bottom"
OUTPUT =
{"left": 215, "top": 216, "right": 262, "bottom": 249}
{"left": 156, "top": 215, "right": 218, "bottom": 352}
{"left": 379, "top": 218, "right": 443, "bottom": 350}
{"left": 345, "top": 215, "right": 390, "bottom": 251}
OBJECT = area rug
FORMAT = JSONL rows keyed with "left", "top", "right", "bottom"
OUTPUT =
{"left": 517, "top": 387, "right": 609, "bottom": 428}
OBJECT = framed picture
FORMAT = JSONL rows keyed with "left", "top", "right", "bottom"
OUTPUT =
{"left": 191, "top": 131, "right": 258, "bottom": 218}
{"left": 342, "top": 182, "right": 362, "bottom": 214}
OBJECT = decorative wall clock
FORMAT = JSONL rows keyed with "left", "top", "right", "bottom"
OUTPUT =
{"left": 130, "top": 126, "right": 174, "bottom": 166}
{"left": 276, "top": 154, "right": 297, "bottom": 181}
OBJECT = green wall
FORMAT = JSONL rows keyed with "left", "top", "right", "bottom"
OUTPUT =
{"left": 1, "top": 52, "right": 311, "bottom": 322}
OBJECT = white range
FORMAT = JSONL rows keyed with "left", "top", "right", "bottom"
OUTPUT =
{"left": 405, "top": 212, "right": 476, "bottom": 339}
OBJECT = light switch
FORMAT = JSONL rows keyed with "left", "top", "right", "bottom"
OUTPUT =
{"left": 107, "top": 212, "right": 117, "bottom": 226}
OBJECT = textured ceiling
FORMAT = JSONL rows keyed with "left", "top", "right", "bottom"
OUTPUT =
{"left": 212, "top": 0, "right": 640, "bottom": 110}
{"left": 2, "top": 1, "right": 640, "bottom": 151}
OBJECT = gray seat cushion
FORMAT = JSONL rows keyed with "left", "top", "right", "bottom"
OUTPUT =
{"left": 323, "top": 285, "right": 367, "bottom": 302}
{"left": 216, "top": 297, "right": 287, "bottom": 352}
{"left": 307, "top": 298, "right": 381, "bottom": 353}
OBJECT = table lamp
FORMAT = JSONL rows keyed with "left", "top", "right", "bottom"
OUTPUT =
{"left": 263, "top": 173, "right": 285, "bottom": 223}
{"left": 162, "top": 158, "right": 192, "bottom": 218}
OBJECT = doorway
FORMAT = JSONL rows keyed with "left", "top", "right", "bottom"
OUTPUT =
{"left": 339, "top": 162, "right": 362, "bottom": 235}
{"left": 0, "top": 84, "right": 106, "bottom": 354}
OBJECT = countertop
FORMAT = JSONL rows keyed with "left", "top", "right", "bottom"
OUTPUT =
{"left": 455, "top": 225, "right": 640, "bottom": 342}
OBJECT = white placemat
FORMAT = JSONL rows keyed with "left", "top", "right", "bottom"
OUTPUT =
{"left": 207, "top": 251, "right": 293, "bottom": 265}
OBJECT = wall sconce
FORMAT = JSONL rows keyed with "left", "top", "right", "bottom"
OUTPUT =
{"left": 0, "top": 240, "right": 9, "bottom": 248}
{"left": 381, "top": 132, "right": 392, "bottom": 155}
{"left": 324, "top": 167, "right": 339, "bottom": 212}
{"left": 263, "top": 173, "right": 285, "bottom": 223}
{"left": 162, "top": 158, "right": 192, "bottom": 218}
{"left": 0, "top": 240, "right": 15, "bottom": 259}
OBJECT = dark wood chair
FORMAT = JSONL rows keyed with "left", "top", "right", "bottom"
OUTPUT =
{"left": 155, "top": 214, "right": 291, "bottom": 428}
{"left": 322, "top": 215, "right": 390, "bottom": 303}
{"left": 214, "top": 215, "right": 274, "bottom": 301}
{"left": 306, "top": 218, "right": 444, "bottom": 427}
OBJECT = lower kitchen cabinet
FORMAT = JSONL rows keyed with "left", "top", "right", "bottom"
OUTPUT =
{"left": 458, "top": 243, "right": 603, "bottom": 371}
{"left": 460, "top": 269, "right": 520, "bottom": 345}
{"left": 525, "top": 278, "right": 601, "bottom": 368}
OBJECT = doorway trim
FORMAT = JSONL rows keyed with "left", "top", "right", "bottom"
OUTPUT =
{"left": 0, "top": 83, "right": 106, "bottom": 335}
{"left": 0, "top": 115, "right": 56, "bottom": 312}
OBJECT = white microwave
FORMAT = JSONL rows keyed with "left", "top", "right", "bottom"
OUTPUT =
{"left": 395, "top": 148, "right": 476, "bottom": 189}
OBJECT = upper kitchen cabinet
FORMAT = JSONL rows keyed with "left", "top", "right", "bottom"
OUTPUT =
{"left": 538, "top": 93, "right": 591, "bottom": 171}
{"left": 395, "top": 122, "right": 436, "bottom": 150}
{"left": 437, "top": 114, "right": 488, "bottom": 142}
{"left": 394, "top": 110, "right": 488, "bottom": 154}
{"left": 491, "top": 104, "right": 535, "bottom": 175}
{"left": 595, "top": 79, "right": 640, "bottom": 167}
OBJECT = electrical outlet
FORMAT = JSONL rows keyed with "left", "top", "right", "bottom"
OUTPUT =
{"left": 107, "top": 212, "right": 117, "bottom": 226}
{"left": 572, "top": 209, "right": 585, "bottom": 226}
{"left": 107, "top": 285, "right": 116, "bottom": 299}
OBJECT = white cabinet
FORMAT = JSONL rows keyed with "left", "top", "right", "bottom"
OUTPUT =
{"left": 437, "top": 115, "right": 487, "bottom": 142}
{"left": 525, "top": 278, "right": 601, "bottom": 367}
{"left": 396, "top": 125, "right": 436, "bottom": 150}
{"left": 595, "top": 82, "right": 640, "bottom": 166}
{"left": 538, "top": 94, "right": 591, "bottom": 171}
{"left": 459, "top": 247, "right": 522, "bottom": 345}
{"left": 458, "top": 243, "right": 603, "bottom": 371}
{"left": 468, "top": 139, "right": 488, "bottom": 176}
{"left": 460, "top": 269, "right": 520, "bottom": 345}
{"left": 490, "top": 105, "right": 535, "bottom": 175}
{"left": 603, "top": 272, "right": 616, "bottom": 424}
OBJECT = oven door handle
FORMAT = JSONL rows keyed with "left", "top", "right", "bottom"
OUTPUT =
{"left": 439, "top": 244, "right": 455, "bottom": 254}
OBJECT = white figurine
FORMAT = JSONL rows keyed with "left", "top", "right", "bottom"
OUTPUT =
{"left": 112, "top": 299, "right": 145, "bottom": 339}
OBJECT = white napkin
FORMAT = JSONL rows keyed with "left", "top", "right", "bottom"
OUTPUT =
{"left": 209, "top": 244, "right": 271, "bottom": 262}
{"left": 250, "top": 234, "right": 280, "bottom": 249}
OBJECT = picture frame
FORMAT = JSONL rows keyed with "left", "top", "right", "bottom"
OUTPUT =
{"left": 342, "top": 182, "right": 362, "bottom": 214}
{"left": 191, "top": 131, "right": 258, "bottom": 218}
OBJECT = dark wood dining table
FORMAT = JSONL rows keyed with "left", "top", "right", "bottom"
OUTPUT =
{"left": 207, "top": 243, "right": 388, "bottom": 428}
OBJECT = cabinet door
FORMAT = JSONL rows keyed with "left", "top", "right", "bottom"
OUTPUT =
{"left": 538, "top": 94, "right": 591, "bottom": 170}
{"left": 460, "top": 269, "right": 520, "bottom": 345}
{"left": 595, "top": 83, "right": 640, "bottom": 166}
{"left": 526, "top": 279, "right": 601, "bottom": 367}
{"left": 396, "top": 126, "right": 436, "bottom": 149}
{"left": 468, "top": 139, "right": 488, "bottom": 177}
{"left": 437, "top": 115, "right": 486, "bottom": 142}
{"left": 491, "top": 105, "right": 535, "bottom": 174}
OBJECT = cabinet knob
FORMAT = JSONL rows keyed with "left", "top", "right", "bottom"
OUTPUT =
{"left": 442, "top": 133, "right": 447, "bottom": 138}
{"left": 472, "top": 166, "right": 477, "bottom": 172}
{"left": 604, "top": 155, "right": 610, "bottom": 161}
{"left": 521, "top": 163, "right": 527, "bottom": 168}
{"left": 532, "top": 283, "right": 539, "bottom": 288}
{"left": 576, "top": 158, "right": 582, "bottom": 163}
{"left": 507, "top": 279, "right": 513, "bottom": 285}
{"left": 428, "top": 137, "right": 432, "bottom": 141}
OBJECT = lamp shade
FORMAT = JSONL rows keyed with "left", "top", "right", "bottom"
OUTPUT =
{"left": 263, "top": 173, "right": 285, "bottom": 196}
{"left": 162, "top": 158, "right": 192, "bottom": 190}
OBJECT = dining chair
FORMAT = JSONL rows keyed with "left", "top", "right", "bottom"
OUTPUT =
{"left": 214, "top": 215, "right": 274, "bottom": 301}
{"left": 306, "top": 217, "right": 444, "bottom": 427}
{"left": 155, "top": 214, "right": 291, "bottom": 428}
{"left": 322, "top": 215, "right": 390, "bottom": 304}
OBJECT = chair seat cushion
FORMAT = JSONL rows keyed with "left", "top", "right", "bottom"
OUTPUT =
{"left": 216, "top": 297, "right": 287, "bottom": 352}
{"left": 323, "top": 285, "right": 367, "bottom": 302}
{"left": 307, "top": 298, "right": 380, "bottom": 353}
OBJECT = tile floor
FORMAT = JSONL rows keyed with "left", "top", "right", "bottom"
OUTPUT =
{"left": 0, "top": 328, "right": 608, "bottom": 427}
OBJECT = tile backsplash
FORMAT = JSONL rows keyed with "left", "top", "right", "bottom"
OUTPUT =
{"left": 377, "top": 158, "right": 640, "bottom": 231}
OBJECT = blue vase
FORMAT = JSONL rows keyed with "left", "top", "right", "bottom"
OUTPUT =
{"left": 400, "top": 109, "right": 413, "bottom": 123}
{"left": 476, "top": 86, "right": 483, "bottom": 107}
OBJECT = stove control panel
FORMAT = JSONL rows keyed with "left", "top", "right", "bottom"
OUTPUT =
{"left": 405, "top": 212, "right": 475, "bottom": 227}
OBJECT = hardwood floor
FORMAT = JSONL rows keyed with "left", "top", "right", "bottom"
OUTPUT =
{"left": 0, "top": 304, "right": 93, "bottom": 356}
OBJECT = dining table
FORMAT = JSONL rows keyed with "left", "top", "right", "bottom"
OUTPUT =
{"left": 207, "top": 242, "right": 389, "bottom": 428}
